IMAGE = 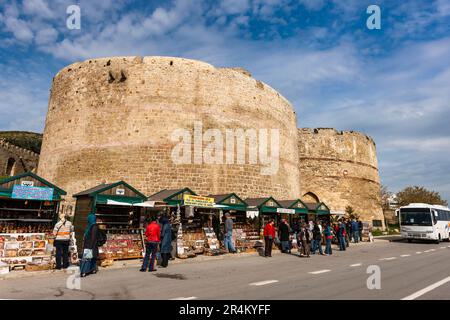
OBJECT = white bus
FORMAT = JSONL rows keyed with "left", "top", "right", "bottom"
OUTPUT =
{"left": 398, "top": 203, "right": 450, "bottom": 243}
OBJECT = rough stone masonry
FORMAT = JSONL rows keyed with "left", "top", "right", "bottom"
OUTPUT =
{"left": 37, "top": 56, "right": 384, "bottom": 227}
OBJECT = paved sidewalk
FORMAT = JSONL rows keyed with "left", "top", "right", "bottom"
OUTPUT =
{"left": 0, "top": 240, "right": 380, "bottom": 280}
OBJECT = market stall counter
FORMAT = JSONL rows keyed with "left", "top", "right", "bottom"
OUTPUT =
{"left": 73, "top": 181, "right": 148, "bottom": 263}
{"left": 0, "top": 172, "right": 67, "bottom": 272}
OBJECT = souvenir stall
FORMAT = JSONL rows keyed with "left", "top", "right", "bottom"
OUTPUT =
{"left": 304, "top": 202, "right": 331, "bottom": 224}
{"left": 278, "top": 199, "right": 309, "bottom": 229}
{"left": 244, "top": 197, "right": 283, "bottom": 238}
{"left": 73, "top": 181, "right": 147, "bottom": 262}
{"left": 209, "top": 193, "right": 259, "bottom": 253}
{"left": 0, "top": 173, "right": 67, "bottom": 272}
{"left": 148, "top": 188, "right": 224, "bottom": 258}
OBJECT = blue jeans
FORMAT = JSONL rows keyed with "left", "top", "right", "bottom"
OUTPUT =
{"left": 312, "top": 239, "right": 323, "bottom": 254}
{"left": 339, "top": 236, "right": 346, "bottom": 251}
{"left": 142, "top": 242, "right": 158, "bottom": 271}
{"left": 353, "top": 231, "right": 359, "bottom": 243}
{"left": 325, "top": 238, "right": 332, "bottom": 255}
{"left": 281, "top": 241, "right": 290, "bottom": 252}
{"left": 224, "top": 231, "right": 235, "bottom": 252}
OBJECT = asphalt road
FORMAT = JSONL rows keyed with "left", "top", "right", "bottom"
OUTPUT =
{"left": 1, "top": 239, "right": 450, "bottom": 300}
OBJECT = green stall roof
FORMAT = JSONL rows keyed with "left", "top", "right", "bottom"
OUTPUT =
{"left": 73, "top": 181, "right": 147, "bottom": 205}
{"left": 0, "top": 172, "right": 66, "bottom": 201}
{"left": 278, "top": 199, "right": 309, "bottom": 214}
{"left": 304, "top": 202, "right": 331, "bottom": 215}
{"left": 147, "top": 187, "right": 197, "bottom": 206}
{"left": 208, "top": 193, "right": 248, "bottom": 211}
{"left": 245, "top": 196, "right": 282, "bottom": 213}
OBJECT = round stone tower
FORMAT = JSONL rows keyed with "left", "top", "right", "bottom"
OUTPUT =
{"left": 298, "top": 128, "right": 384, "bottom": 226}
{"left": 38, "top": 56, "right": 300, "bottom": 202}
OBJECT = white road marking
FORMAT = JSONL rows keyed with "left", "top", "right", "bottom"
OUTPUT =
{"left": 416, "top": 251, "right": 422, "bottom": 254}
{"left": 402, "top": 276, "right": 450, "bottom": 300}
{"left": 379, "top": 257, "right": 396, "bottom": 261}
{"left": 350, "top": 263, "right": 362, "bottom": 267}
{"left": 424, "top": 249, "right": 435, "bottom": 253}
{"left": 400, "top": 254, "right": 411, "bottom": 257}
{"left": 440, "top": 247, "right": 447, "bottom": 249}
{"left": 249, "top": 280, "right": 279, "bottom": 286}
{"left": 171, "top": 296, "right": 198, "bottom": 300}
{"left": 308, "top": 269, "right": 331, "bottom": 274}
{"left": 448, "top": 245, "right": 450, "bottom": 248}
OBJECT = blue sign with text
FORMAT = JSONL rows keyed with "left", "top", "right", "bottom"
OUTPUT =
{"left": 12, "top": 185, "right": 54, "bottom": 201}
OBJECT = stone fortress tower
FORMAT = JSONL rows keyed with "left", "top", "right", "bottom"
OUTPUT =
{"left": 38, "top": 56, "right": 300, "bottom": 203}
{"left": 298, "top": 128, "right": 384, "bottom": 225}
{"left": 37, "top": 56, "right": 384, "bottom": 226}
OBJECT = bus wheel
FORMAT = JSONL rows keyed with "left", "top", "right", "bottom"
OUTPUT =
{"left": 407, "top": 239, "right": 412, "bottom": 243}
{"left": 435, "top": 235, "right": 441, "bottom": 244}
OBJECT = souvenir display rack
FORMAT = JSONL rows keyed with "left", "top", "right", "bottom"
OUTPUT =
{"left": 98, "top": 228, "right": 144, "bottom": 260}
{"left": 233, "top": 222, "right": 260, "bottom": 252}
{"left": 0, "top": 233, "right": 53, "bottom": 270}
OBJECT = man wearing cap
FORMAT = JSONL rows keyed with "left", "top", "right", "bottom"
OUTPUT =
{"left": 224, "top": 213, "right": 236, "bottom": 253}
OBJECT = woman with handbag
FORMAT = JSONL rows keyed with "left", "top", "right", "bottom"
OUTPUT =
{"left": 80, "top": 214, "right": 104, "bottom": 277}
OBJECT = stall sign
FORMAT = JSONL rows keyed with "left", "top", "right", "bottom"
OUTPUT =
{"left": 12, "top": 185, "right": 54, "bottom": 201}
{"left": 21, "top": 181, "right": 34, "bottom": 187}
{"left": 277, "top": 208, "right": 295, "bottom": 214}
{"left": 183, "top": 194, "right": 214, "bottom": 207}
{"left": 116, "top": 188, "right": 125, "bottom": 195}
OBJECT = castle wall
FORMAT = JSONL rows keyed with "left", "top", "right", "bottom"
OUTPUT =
{"left": 37, "top": 56, "right": 300, "bottom": 203}
{"left": 0, "top": 139, "right": 39, "bottom": 177}
{"left": 298, "top": 128, "right": 385, "bottom": 227}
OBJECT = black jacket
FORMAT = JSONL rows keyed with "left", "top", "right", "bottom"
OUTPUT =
{"left": 83, "top": 224, "right": 105, "bottom": 259}
{"left": 279, "top": 223, "right": 290, "bottom": 241}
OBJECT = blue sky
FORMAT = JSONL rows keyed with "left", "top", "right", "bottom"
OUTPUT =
{"left": 1, "top": 0, "right": 450, "bottom": 200}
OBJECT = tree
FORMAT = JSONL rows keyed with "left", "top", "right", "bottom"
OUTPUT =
{"left": 380, "top": 185, "right": 392, "bottom": 210}
{"left": 345, "top": 205, "right": 359, "bottom": 220}
{"left": 396, "top": 186, "right": 448, "bottom": 207}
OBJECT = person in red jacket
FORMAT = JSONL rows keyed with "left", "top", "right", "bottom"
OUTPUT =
{"left": 140, "top": 216, "right": 161, "bottom": 272}
{"left": 263, "top": 219, "right": 276, "bottom": 257}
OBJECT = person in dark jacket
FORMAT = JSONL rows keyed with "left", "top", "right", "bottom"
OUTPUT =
{"left": 345, "top": 219, "right": 351, "bottom": 246}
{"left": 323, "top": 222, "right": 333, "bottom": 255}
{"left": 278, "top": 219, "right": 291, "bottom": 253}
{"left": 351, "top": 219, "right": 360, "bottom": 243}
{"left": 358, "top": 219, "right": 363, "bottom": 242}
{"left": 339, "top": 220, "right": 347, "bottom": 251}
{"left": 160, "top": 217, "right": 172, "bottom": 268}
{"left": 80, "top": 214, "right": 105, "bottom": 277}
{"left": 298, "top": 223, "right": 311, "bottom": 257}
{"left": 311, "top": 221, "right": 324, "bottom": 255}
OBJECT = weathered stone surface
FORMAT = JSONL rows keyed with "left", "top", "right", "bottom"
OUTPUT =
{"left": 0, "top": 139, "right": 39, "bottom": 176}
{"left": 38, "top": 56, "right": 300, "bottom": 204}
{"left": 298, "top": 128, "right": 385, "bottom": 227}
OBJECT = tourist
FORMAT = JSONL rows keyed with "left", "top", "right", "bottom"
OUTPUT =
{"left": 80, "top": 214, "right": 104, "bottom": 277}
{"left": 263, "top": 219, "right": 276, "bottom": 257}
{"left": 52, "top": 213, "right": 74, "bottom": 270}
{"left": 339, "top": 220, "right": 347, "bottom": 251}
{"left": 224, "top": 213, "right": 237, "bottom": 253}
{"left": 278, "top": 219, "right": 291, "bottom": 253}
{"left": 311, "top": 221, "right": 324, "bottom": 255}
{"left": 140, "top": 215, "right": 161, "bottom": 272}
{"left": 358, "top": 219, "right": 363, "bottom": 242}
{"left": 160, "top": 216, "right": 172, "bottom": 268}
{"left": 345, "top": 219, "right": 351, "bottom": 246}
{"left": 299, "top": 223, "right": 311, "bottom": 257}
{"left": 351, "top": 219, "right": 360, "bottom": 243}
{"left": 323, "top": 222, "right": 333, "bottom": 255}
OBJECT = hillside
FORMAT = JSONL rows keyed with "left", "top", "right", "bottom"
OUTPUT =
{"left": 0, "top": 131, "right": 43, "bottom": 154}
